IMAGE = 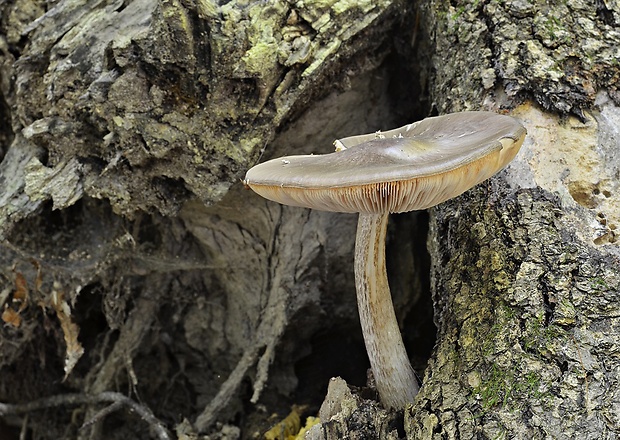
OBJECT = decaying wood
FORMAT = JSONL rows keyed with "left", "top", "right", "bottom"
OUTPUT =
{"left": 0, "top": 0, "right": 417, "bottom": 437}
{"left": 419, "top": 0, "right": 620, "bottom": 115}
{"left": 1, "top": 0, "right": 619, "bottom": 438}
{"left": 0, "top": 391, "right": 171, "bottom": 440}
{"left": 305, "top": 377, "right": 402, "bottom": 439}
{"left": 407, "top": 175, "right": 620, "bottom": 439}
{"left": 1, "top": 0, "right": 403, "bottom": 221}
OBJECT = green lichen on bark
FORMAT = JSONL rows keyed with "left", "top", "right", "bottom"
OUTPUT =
{"left": 406, "top": 182, "right": 620, "bottom": 439}
{"left": 1, "top": 0, "right": 401, "bottom": 221}
{"left": 420, "top": 0, "right": 620, "bottom": 114}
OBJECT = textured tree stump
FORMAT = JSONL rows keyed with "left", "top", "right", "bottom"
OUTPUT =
{"left": 0, "top": 0, "right": 619, "bottom": 439}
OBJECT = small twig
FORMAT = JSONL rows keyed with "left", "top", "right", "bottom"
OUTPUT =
{"left": 19, "top": 413, "right": 28, "bottom": 440}
{"left": 79, "top": 401, "right": 123, "bottom": 431}
{"left": 0, "top": 391, "right": 171, "bottom": 440}
{"left": 193, "top": 346, "right": 262, "bottom": 432}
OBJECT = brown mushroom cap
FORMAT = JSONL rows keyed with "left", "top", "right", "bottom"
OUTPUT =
{"left": 244, "top": 111, "right": 526, "bottom": 214}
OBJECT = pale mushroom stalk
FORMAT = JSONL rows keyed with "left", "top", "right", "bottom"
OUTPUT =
{"left": 355, "top": 212, "right": 419, "bottom": 408}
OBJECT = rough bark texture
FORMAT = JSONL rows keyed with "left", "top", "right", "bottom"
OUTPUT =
{"left": 0, "top": 0, "right": 406, "bottom": 222}
{"left": 421, "top": 0, "right": 620, "bottom": 115}
{"left": 403, "top": 0, "right": 620, "bottom": 439}
{"left": 0, "top": 0, "right": 618, "bottom": 439}
{"left": 407, "top": 179, "right": 620, "bottom": 439}
{"left": 0, "top": 1, "right": 427, "bottom": 439}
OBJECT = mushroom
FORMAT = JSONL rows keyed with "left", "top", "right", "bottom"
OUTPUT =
{"left": 243, "top": 111, "right": 526, "bottom": 409}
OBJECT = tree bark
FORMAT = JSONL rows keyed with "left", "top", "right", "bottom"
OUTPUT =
{"left": 404, "top": 0, "right": 620, "bottom": 439}
{"left": 0, "top": 0, "right": 421, "bottom": 438}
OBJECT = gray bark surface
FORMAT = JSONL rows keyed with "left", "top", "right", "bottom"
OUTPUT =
{"left": 408, "top": 184, "right": 620, "bottom": 439}
{"left": 403, "top": 0, "right": 620, "bottom": 439}
{"left": 0, "top": 0, "right": 416, "bottom": 438}
{"left": 421, "top": 0, "right": 620, "bottom": 115}
{"left": 1, "top": 0, "right": 400, "bottom": 221}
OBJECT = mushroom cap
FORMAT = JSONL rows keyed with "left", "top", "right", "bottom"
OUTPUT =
{"left": 244, "top": 111, "right": 526, "bottom": 214}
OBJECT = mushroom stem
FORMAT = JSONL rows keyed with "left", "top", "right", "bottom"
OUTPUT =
{"left": 354, "top": 212, "right": 420, "bottom": 409}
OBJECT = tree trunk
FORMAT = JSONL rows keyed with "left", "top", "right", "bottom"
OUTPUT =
{"left": 404, "top": 0, "right": 620, "bottom": 439}
{"left": 0, "top": 0, "right": 618, "bottom": 439}
{"left": 0, "top": 0, "right": 417, "bottom": 438}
